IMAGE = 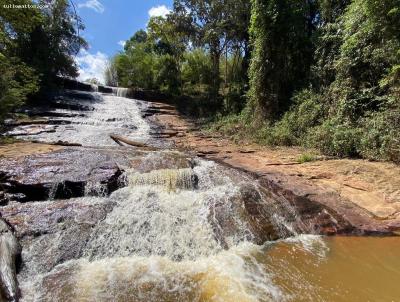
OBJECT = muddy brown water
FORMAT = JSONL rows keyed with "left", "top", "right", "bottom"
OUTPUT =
{"left": 2, "top": 88, "right": 399, "bottom": 302}
{"left": 262, "top": 236, "right": 400, "bottom": 302}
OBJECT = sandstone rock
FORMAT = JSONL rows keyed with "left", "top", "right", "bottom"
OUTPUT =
{"left": 129, "top": 151, "right": 194, "bottom": 173}
{"left": 0, "top": 199, "right": 115, "bottom": 278}
{"left": 0, "top": 219, "right": 21, "bottom": 302}
{"left": 0, "top": 148, "right": 123, "bottom": 202}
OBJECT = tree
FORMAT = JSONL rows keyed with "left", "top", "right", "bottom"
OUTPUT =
{"left": 0, "top": 0, "right": 42, "bottom": 119}
{"left": 104, "top": 58, "right": 118, "bottom": 87}
{"left": 18, "top": 0, "right": 87, "bottom": 87}
{"left": 247, "top": 0, "right": 317, "bottom": 121}
{"left": 0, "top": 0, "right": 87, "bottom": 121}
{"left": 171, "top": 0, "right": 251, "bottom": 99}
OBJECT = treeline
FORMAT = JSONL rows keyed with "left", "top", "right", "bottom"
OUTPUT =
{"left": 105, "top": 0, "right": 251, "bottom": 113}
{"left": 0, "top": 0, "right": 86, "bottom": 121}
{"left": 110, "top": 0, "right": 399, "bottom": 162}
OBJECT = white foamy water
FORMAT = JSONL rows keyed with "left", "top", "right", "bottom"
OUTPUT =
{"left": 16, "top": 92, "right": 150, "bottom": 146}
{"left": 82, "top": 160, "right": 255, "bottom": 261}
{"left": 19, "top": 159, "right": 324, "bottom": 302}
{"left": 21, "top": 242, "right": 285, "bottom": 302}
{"left": 112, "top": 87, "right": 129, "bottom": 97}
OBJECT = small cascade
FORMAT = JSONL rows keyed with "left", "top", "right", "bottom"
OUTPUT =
{"left": 128, "top": 168, "right": 197, "bottom": 191}
{"left": 112, "top": 87, "right": 129, "bottom": 97}
{"left": 90, "top": 84, "right": 99, "bottom": 92}
{"left": 11, "top": 90, "right": 151, "bottom": 146}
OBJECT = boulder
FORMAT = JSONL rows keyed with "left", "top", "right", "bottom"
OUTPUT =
{"left": 208, "top": 184, "right": 286, "bottom": 248}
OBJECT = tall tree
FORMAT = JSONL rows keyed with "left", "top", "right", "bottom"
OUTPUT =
{"left": 247, "top": 0, "right": 317, "bottom": 121}
{"left": 18, "top": 0, "right": 87, "bottom": 87}
{"left": 0, "top": 0, "right": 42, "bottom": 119}
{"left": 172, "top": 0, "right": 250, "bottom": 99}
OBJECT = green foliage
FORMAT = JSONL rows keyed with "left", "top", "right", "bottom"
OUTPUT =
{"left": 297, "top": 153, "right": 318, "bottom": 164}
{"left": 357, "top": 110, "right": 400, "bottom": 162}
{"left": 114, "top": 44, "right": 157, "bottom": 89}
{"left": 0, "top": 0, "right": 86, "bottom": 121}
{"left": 247, "top": 0, "right": 316, "bottom": 121}
{"left": 18, "top": 0, "right": 87, "bottom": 85}
{"left": 307, "top": 119, "right": 362, "bottom": 157}
{"left": 0, "top": 56, "right": 39, "bottom": 120}
{"left": 181, "top": 49, "right": 213, "bottom": 95}
{"left": 233, "top": 0, "right": 400, "bottom": 162}
{"left": 0, "top": 136, "right": 18, "bottom": 145}
{"left": 264, "top": 90, "right": 323, "bottom": 146}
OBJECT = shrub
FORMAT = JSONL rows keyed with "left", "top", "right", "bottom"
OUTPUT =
{"left": 297, "top": 153, "right": 317, "bottom": 163}
{"left": 358, "top": 110, "right": 400, "bottom": 162}
{"left": 307, "top": 118, "right": 362, "bottom": 157}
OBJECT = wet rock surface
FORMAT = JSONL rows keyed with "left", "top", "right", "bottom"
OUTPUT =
{"left": 0, "top": 218, "right": 21, "bottom": 302}
{"left": 0, "top": 147, "right": 124, "bottom": 202}
{"left": 0, "top": 198, "right": 115, "bottom": 279}
{"left": 150, "top": 99, "right": 400, "bottom": 236}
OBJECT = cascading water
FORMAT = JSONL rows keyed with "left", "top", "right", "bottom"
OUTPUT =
{"left": 112, "top": 87, "right": 129, "bottom": 98}
{"left": 20, "top": 159, "right": 301, "bottom": 302}
{"left": 90, "top": 84, "right": 99, "bottom": 92}
{"left": 11, "top": 90, "right": 150, "bottom": 146}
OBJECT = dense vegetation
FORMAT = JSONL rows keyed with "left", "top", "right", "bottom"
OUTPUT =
{"left": 109, "top": 0, "right": 399, "bottom": 162}
{"left": 240, "top": 0, "right": 400, "bottom": 162}
{"left": 0, "top": 0, "right": 86, "bottom": 121}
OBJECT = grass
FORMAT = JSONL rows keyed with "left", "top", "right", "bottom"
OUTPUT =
{"left": 297, "top": 153, "right": 318, "bottom": 164}
{"left": 0, "top": 136, "right": 17, "bottom": 145}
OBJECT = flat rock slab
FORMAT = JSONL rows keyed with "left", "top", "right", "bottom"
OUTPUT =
{"left": 0, "top": 144, "right": 197, "bottom": 203}
{"left": 0, "top": 147, "right": 123, "bottom": 202}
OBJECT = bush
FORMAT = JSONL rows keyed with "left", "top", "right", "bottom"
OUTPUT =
{"left": 256, "top": 89, "right": 323, "bottom": 146}
{"left": 358, "top": 110, "right": 400, "bottom": 162}
{"left": 297, "top": 153, "right": 317, "bottom": 163}
{"left": 307, "top": 118, "right": 362, "bottom": 157}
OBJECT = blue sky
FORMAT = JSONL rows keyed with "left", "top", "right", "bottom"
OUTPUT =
{"left": 75, "top": 0, "right": 173, "bottom": 83}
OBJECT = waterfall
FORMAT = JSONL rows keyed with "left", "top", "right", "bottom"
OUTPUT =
{"left": 9, "top": 88, "right": 328, "bottom": 302}
{"left": 90, "top": 84, "right": 99, "bottom": 92}
{"left": 112, "top": 87, "right": 129, "bottom": 98}
{"left": 11, "top": 90, "right": 151, "bottom": 146}
{"left": 19, "top": 159, "right": 312, "bottom": 302}
{"left": 128, "top": 168, "right": 197, "bottom": 191}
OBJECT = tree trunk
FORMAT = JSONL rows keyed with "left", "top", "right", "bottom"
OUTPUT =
{"left": 210, "top": 41, "right": 221, "bottom": 100}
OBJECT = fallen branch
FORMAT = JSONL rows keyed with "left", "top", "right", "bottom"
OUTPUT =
{"left": 110, "top": 134, "right": 157, "bottom": 150}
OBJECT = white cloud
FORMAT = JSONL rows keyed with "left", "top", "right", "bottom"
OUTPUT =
{"left": 78, "top": 0, "right": 104, "bottom": 13}
{"left": 148, "top": 5, "right": 171, "bottom": 18}
{"left": 118, "top": 40, "right": 126, "bottom": 48}
{"left": 75, "top": 49, "right": 108, "bottom": 84}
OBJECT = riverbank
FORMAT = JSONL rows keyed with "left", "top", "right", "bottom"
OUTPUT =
{"left": 149, "top": 101, "right": 400, "bottom": 235}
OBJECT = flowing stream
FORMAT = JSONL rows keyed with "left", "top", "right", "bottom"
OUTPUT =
{"left": 7, "top": 88, "right": 400, "bottom": 301}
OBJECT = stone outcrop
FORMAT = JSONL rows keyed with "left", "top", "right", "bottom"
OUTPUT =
{"left": 0, "top": 147, "right": 123, "bottom": 202}
{"left": 1, "top": 199, "right": 114, "bottom": 278}
{"left": 0, "top": 219, "right": 21, "bottom": 302}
